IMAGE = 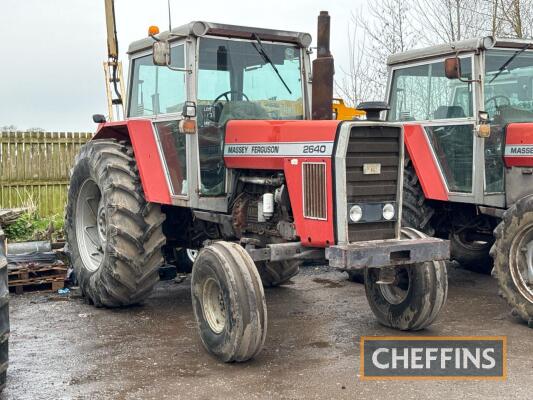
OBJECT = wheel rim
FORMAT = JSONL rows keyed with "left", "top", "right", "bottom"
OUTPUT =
{"left": 186, "top": 249, "right": 198, "bottom": 263}
{"left": 378, "top": 267, "right": 410, "bottom": 305}
{"left": 202, "top": 277, "right": 226, "bottom": 334}
{"left": 75, "top": 179, "right": 106, "bottom": 272}
{"left": 509, "top": 222, "right": 533, "bottom": 302}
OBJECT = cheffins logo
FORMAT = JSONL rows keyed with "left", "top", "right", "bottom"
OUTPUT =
{"left": 360, "top": 336, "right": 506, "bottom": 380}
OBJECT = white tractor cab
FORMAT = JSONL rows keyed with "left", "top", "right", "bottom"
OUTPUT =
{"left": 387, "top": 37, "right": 533, "bottom": 325}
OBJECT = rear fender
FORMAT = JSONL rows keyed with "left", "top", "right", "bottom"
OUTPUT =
{"left": 92, "top": 120, "right": 172, "bottom": 205}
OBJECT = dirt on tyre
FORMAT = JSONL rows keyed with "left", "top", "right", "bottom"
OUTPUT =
{"left": 364, "top": 228, "right": 448, "bottom": 330}
{"left": 191, "top": 241, "right": 267, "bottom": 362}
{"left": 65, "top": 139, "right": 166, "bottom": 307}
{"left": 491, "top": 195, "right": 533, "bottom": 326}
{"left": 0, "top": 230, "right": 8, "bottom": 392}
{"left": 256, "top": 260, "right": 300, "bottom": 287}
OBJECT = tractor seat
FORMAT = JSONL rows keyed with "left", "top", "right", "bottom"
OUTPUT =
{"left": 433, "top": 106, "right": 465, "bottom": 120}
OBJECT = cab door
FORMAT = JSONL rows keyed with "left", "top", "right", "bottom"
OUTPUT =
{"left": 128, "top": 41, "right": 191, "bottom": 204}
{"left": 388, "top": 56, "right": 479, "bottom": 203}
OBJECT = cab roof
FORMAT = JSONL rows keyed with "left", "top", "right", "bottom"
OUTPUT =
{"left": 128, "top": 21, "right": 312, "bottom": 54}
{"left": 387, "top": 36, "right": 533, "bottom": 66}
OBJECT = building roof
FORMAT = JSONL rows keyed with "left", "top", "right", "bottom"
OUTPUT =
{"left": 128, "top": 21, "right": 312, "bottom": 54}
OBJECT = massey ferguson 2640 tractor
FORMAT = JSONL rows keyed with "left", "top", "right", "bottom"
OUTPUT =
{"left": 65, "top": 13, "right": 449, "bottom": 362}
{"left": 386, "top": 37, "right": 533, "bottom": 326}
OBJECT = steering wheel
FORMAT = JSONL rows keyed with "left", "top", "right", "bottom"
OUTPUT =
{"left": 486, "top": 95, "right": 511, "bottom": 110}
{"left": 212, "top": 90, "right": 250, "bottom": 105}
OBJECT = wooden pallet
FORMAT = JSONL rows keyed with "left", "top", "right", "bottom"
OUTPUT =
{"left": 8, "top": 263, "right": 67, "bottom": 294}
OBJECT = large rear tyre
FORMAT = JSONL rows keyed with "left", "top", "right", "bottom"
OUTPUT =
{"left": 191, "top": 241, "right": 267, "bottom": 362}
{"left": 491, "top": 196, "right": 533, "bottom": 326}
{"left": 0, "top": 230, "right": 9, "bottom": 392}
{"left": 364, "top": 228, "right": 448, "bottom": 330}
{"left": 65, "top": 139, "right": 166, "bottom": 307}
{"left": 256, "top": 260, "right": 300, "bottom": 287}
{"left": 402, "top": 159, "right": 435, "bottom": 236}
{"left": 450, "top": 231, "right": 494, "bottom": 274}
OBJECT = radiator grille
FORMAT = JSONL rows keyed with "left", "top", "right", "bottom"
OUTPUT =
{"left": 303, "top": 162, "right": 327, "bottom": 220}
{"left": 346, "top": 126, "right": 400, "bottom": 241}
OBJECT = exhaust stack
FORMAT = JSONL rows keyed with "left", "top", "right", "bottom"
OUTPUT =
{"left": 312, "top": 11, "right": 334, "bottom": 120}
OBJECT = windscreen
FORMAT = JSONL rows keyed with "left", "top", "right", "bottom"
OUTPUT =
{"left": 197, "top": 37, "right": 304, "bottom": 123}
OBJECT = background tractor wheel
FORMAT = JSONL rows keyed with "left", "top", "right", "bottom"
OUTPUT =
{"left": 491, "top": 196, "right": 533, "bottom": 326}
{"left": 176, "top": 248, "right": 198, "bottom": 273}
{"left": 256, "top": 260, "right": 300, "bottom": 287}
{"left": 65, "top": 139, "right": 166, "bottom": 307}
{"left": 364, "top": 228, "right": 448, "bottom": 330}
{"left": 191, "top": 241, "right": 267, "bottom": 362}
{"left": 450, "top": 231, "right": 494, "bottom": 274}
{"left": 346, "top": 270, "right": 365, "bottom": 284}
{"left": 0, "top": 229, "right": 9, "bottom": 392}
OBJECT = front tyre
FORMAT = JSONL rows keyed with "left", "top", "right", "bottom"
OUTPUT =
{"left": 364, "top": 228, "right": 448, "bottom": 330}
{"left": 191, "top": 241, "right": 267, "bottom": 362}
{"left": 65, "top": 139, "right": 166, "bottom": 307}
{"left": 491, "top": 196, "right": 533, "bottom": 326}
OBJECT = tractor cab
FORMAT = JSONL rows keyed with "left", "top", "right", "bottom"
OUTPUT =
{"left": 124, "top": 21, "right": 312, "bottom": 205}
{"left": 387, "top": 37, "right": 533, "bottom": 208}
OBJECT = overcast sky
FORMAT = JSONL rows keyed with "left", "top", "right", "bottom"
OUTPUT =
{"left": 0, "top": 0, "right": 360, "bottom": 132}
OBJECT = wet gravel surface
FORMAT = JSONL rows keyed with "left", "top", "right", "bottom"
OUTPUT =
{"left": 3, "top": 264, "right": 532, "bottom": 399}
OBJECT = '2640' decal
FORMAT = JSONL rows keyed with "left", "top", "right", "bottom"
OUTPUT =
{"left": 224, "top": 142, "right": 334, "bottom": 157}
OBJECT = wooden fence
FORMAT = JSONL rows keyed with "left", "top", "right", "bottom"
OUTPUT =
{"left": 0, "top": 132, "right": 93, "bottom": 216}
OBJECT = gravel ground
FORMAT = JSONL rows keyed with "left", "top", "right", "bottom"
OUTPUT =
{"left": 2, "top": 264, "right": 532, "bottom": 400}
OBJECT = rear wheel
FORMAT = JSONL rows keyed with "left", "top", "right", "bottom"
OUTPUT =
{"left": 402, "top": 159, "right": 435, "bottom": 236}
{"left": 491, "top": 196, "right": 533, "bottom": 326}
{"left": 364, "top": 228, "right": 448, "bottom": 330}
{"left": 65, "top": 139, "right": 166, "bottom": 307}
{"left": 191, "top": 241, "right": 267, "bottom": 362}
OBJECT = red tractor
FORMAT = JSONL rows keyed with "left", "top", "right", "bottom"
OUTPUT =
{"left": 386, "top": 37, "right": 533, "bottom": 326}
{"left": 65, "top": 13, "right": 449, "bottom": 362}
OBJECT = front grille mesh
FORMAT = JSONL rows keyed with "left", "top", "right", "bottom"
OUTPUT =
{"left": 346, "top": 126, "right": 400, "bottom": 241}
{"left": 303, "top": 162, "right": 327, "bottom": 220}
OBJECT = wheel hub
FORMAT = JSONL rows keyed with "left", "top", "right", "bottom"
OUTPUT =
{"left": 378, "top": 266, "right": 410, "bottom": 305}
{"left": 202, "top": 278, "right": 226, "bottom": 334}
{"left": 510, "top": 223, "right": 533, "bottom": 302}
{"left": 75, "top": 179, "right": 105, "bottom": 272}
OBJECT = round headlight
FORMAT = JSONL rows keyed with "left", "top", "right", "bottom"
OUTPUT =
{"left": 349, "top": 205, "right": 363, "bottom": 222}
{"left": 383, "top": 203, "right": 395, "bottom": 220}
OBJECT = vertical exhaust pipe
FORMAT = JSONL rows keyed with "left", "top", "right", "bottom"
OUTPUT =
{"left": 312, "top": 11, "right": 334, "bottom": 120}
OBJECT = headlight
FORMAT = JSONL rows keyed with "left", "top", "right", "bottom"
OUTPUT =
{"left": 382, "top": 203, "right": 395, "bottom": 220}
{"left": 349, "top": 205, "right": 363, "bottom": 222}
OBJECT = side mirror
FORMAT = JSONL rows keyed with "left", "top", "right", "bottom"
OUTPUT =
{"left": 444, "top": 57, "right": 462, "bottom": 80}
{"left": 92, "top": 114, "right": 106, "bottom": 123}
{"left": 153, "top": 41, "right": 171, "bottom": 66}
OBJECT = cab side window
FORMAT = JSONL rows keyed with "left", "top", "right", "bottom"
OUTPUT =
{"left": 128, "top": 45, "right": 186, "bottom": 117}
{"left": 388, "top": 58, "right": 473, "bottom": 121}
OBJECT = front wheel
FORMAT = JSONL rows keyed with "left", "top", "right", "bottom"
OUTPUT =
{"left": 364, "top": 228, "right": 448, "bottom": 330}
{"left": 191, "top": 241, "right": 267, "bottom": 362}
{"left": 491, "top": 196, "right": 533, "bottom": 326}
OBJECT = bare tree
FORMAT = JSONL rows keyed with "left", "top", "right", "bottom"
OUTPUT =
{"left": 411, "top": 0, "right": 491, "bottom": 44}
{"left": 335, "top": 16, "right": 383, "bottom": 106}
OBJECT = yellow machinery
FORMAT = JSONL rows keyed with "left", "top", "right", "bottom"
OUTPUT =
{"left": 332, "top": 98, "right": 365, "bottom": 120}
